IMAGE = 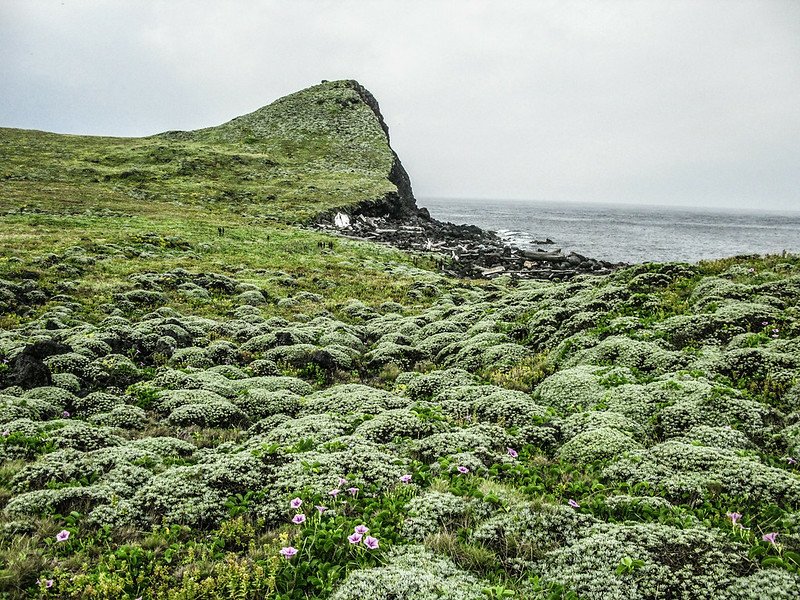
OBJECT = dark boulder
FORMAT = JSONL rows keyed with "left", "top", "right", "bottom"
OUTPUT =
{"left": 6, "top": 340, "right": 72, "bottom": 390}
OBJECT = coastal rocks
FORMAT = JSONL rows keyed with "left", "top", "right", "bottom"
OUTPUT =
{"left": 316, "top": 208, "right": 624, "bottom": 281}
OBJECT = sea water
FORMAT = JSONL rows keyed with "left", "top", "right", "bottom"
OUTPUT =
{"left": 421, "top": 197, "right": 800, "bottom": 264}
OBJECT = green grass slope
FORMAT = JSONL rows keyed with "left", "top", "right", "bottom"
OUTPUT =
{"left": 0, "top": 80, "right": 407, "bottom": 223}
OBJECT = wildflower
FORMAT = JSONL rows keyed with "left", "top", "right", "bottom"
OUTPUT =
{"left": 400, "top": 474, "right": 412, "bottom": 484}
{"left": 348, "top": 532, "right": 362, "bottom": 544}
{"left": 338, "top": 477, "right": 348, "bottom": 486}
{"left": 37, "top": 579, "right": 54, "bottom": 589}
{"left": 315, "top": 505, "right": 328, "bottom": 514}
{"left": 456, "top": 466, "right": 469, "bottom": 474}
{"left": 55, "top": 530, "right": 70, "bottom": 542}
{"left": 727, "top": 512, "right": 742, "bottom": 526}
{"left": 354, "top": 524, "right": 369, "bottom": 535}
{"left": 788, "top": 457, "right": 798, "bottom": 465}
{"left": 292, "top": 514, "right": 306, "bottom": 525}
{"left": 772, "top": 328, "right": 779, "bottom": 333}
{"left": 763, "top": 532, "right": 779, "bottom": 544}
{"left": 363, "top": 535, "right": 379, "bottom": 550}
{"left": 328, "top": 488, "right": 340, "bottom": 497}
{"left": 1, "top": 430, "right": 9, "bottom": 437}
{"left": 62, "top": 411, "right": 70, "bottom": 418}
{"left": 567, "top": 499, "right": 580, "bottom": 509}
{"left": 748, "top": 268, "right": 755, "bottom": 273}
{"left": 279, "top": 546, "right": 298, "bottom": 558}
{"left": 290, "top": 497, "right": 302, "bottom": 509}
{"left": 507, "top": 447, "right": 518, "bottom": 458}
{"left": 761, "top": 321, "right": 769, "bottom": 326}
{"left": 347, "top": 487, "right": 359, "bottom": 497}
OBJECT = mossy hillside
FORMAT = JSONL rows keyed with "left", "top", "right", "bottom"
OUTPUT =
{"left": 2, "top": 255, "right": 800, "bottom": 599}
{"left": 2, "top": 81, "right": 800, "bottom": 599}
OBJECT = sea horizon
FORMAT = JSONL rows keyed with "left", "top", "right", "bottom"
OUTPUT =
{"left": 420, "top": 196, "right": 800, "bottom": 264}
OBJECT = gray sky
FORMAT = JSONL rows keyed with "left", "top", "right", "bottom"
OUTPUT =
{"left": 2, "top": 0, "right": 799, "bottom": 210}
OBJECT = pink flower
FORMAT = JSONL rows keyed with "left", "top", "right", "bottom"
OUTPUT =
{"left": 788, "top": 457, "right": 798, "bottom": 465}
{"left": 400, "top": 474, "right": 412, "bottom": 484}
{"left": 292, "top": 514, "right": 306, "bottom": 525}
{"left": 279, "top": 546, "right": 298, "bottom": 558}
{"left": 354, "top": 524, "right": 369, "bottom": 535}
{"left": 763, "top": 532, "right": 779, "bottom": 544}
{"left": 456, "top": 466, "right": 469, "bottom": 474}
{"left": 348, "top": 533, "right": 362, "bottom": 544}
{"left": 55, "top": 530, "right": 70, "bottom": 542}
{"left": 315, "top": 505, "right": 328, "bottom": 514}
{"left": 347, "top": 487, "right": 359, "bottom": 497}
{"left": 328, "top": 488, "right": 340, "bottom": 497}
{"left": 507, "top": 447, "right": 518, "bottom": 458}
{"left": 61, "top": 411, "right": 70, "bottom": 418}
{"left": 1, "top": 430, "right": 9, "bottom": 437}
{"left": 363, "top": 535, "right": 379, "bottom": 550}
{"left": 567, "top": 499, "right": 580, "bottom": 509}
{"left": 338, "top": 477, "right": 348, "bottom": 486}
{"left": 726, "top": 512, "right": 742, "bottom": 526}
{"left": 290, "top": 497, "right": 302, "bottom": 509}
{"left": 37, "top": 579, "right": 54, "bottom": 589}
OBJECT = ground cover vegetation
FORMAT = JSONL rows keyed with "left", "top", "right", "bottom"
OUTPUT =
{"left": 1, "top": 81, "right": 799, "bottom": 599}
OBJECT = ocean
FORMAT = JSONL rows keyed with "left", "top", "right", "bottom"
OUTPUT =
{"left": 420, "top": 198, "right": 800, "bottom": 264}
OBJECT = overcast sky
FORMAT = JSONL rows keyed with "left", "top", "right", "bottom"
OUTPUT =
{"left": 2, "top": 1, "right": 799, "bottom": 210}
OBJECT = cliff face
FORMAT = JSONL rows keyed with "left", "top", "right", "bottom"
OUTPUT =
{"left": 345, "top": 80, "right": 417, "bottom": 216}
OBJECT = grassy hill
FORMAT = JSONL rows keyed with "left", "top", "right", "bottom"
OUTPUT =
{"left": 0, "top": 80, "right": 437, "bottom": 323}
{"left": 1, "top": 81, "right": 799, "bottom": 599}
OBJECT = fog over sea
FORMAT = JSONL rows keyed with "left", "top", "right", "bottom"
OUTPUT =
{"left": 421, "top": 197, "right": 800, "bottom": 264}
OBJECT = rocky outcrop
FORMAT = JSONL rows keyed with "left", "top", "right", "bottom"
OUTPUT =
{"left": 316, "top": 207, "right": 625, "bottom": 280}
{"left": 347, "top": 80, "right": 418, "bottom": 217}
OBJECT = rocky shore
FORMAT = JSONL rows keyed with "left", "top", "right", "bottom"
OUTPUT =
{"left": 316, "top": 206, "right": 625, "bottom": 280}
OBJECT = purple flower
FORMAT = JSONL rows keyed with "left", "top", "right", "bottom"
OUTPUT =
{"left": 363, "top": 535, "right": 379, "bottom": 550}
{"left": 55, "top": 530, "right": 70, "bottom": 542}
{"left": 400, "top": 474, "right": 412, "bottom": 484}
{"left": 772, "top": 328, "right": 780, "bottom": 333}
{"left": 279, "top": 546, "right": 298, "bottom": 558}
{"left": 507, "top": 447, "right": 518, "bottom": 458}
{"left": 338, "top": 477, "right": 348, "bottom": 486}
{"left": 456, "top": 466, "right": 469, "bottom": 474}
{"left": 61, "top": 411, "right": 70, "bottom": 418}
{"left": 763, "top": 532, "right": 779, "bottom": 544}
{"left": 354, "top": 524, "right": 369, "bottom": 535}
{"left": 328, "top": 488, "right": 340, "bottom": 497}
{"left": 726, "top": 512, "right": 742, "bottom": 526}
{"left": 1, "top": 430, "right": 9, "bottom": 437}
{"left": 37, "top": 579, "right": 54, "bottom": 589}
{"left": 748, "top": 268, "right": 755, "bottom": 273}
{"left": 788, "top": 457, "right": 798, "bottom": 465}
{"left": 348, "top": 532, "right": 362, "bottom": 544}
{"left": 347, "top": 487, "right": 359, "bottom": 497}
{"left": 292, "top": 514, "right": 306, "bottom": 525}
{"left": 290, "top": 497, "right": 302, "bottom": 509}
{"left": 761, "top": 321, "right": 769, "bottom": 326}
{"left": 315, "top": 505, "right": 328, "bottom": 514}
{"left": 567, "top": 499, "right": 580, "bottom": 509}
